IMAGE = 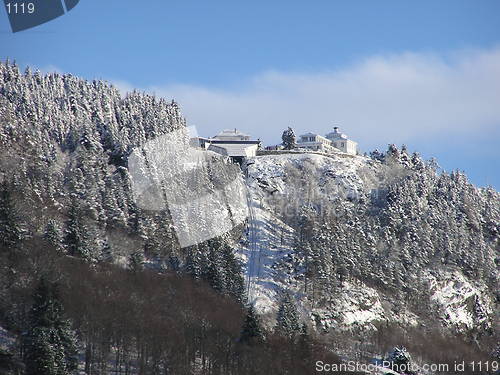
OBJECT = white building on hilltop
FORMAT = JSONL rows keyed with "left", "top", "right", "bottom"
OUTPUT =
{"left": 297, "top": 132, "right": 338, "bottom": 153}
{"left": 191, "top": 129, "right": 261, "bottom": 163}
{"left": 325, "top": 127, "right": 357, "bottom": 155}
{"left": 297, "top": 127, "right": 357, "bottom": 155}
{"left": 212, "top": 129, "right": 252, "bottom": 141}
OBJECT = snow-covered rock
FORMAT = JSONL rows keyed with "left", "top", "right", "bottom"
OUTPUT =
{"left": 426, "top": 270, "right": 493, "bottom": 332}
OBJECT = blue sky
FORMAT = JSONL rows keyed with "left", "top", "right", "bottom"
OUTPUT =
{"left": 1, "top": 0, "right": 499, "bottom": 189}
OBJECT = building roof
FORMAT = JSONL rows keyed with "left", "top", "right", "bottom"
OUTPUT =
{"left": 209, "top": 139, "right": 260, "bottom": 145}
{"left": 213, "top": 129, "right": 250, "bottom": 140}
{"left": 326, "top": 132, "right": 347, "bottom": 140}
{"left": 325, "top": 126, "right": 348, "bottom": 140}
{"left": 208, "top": 143, "right": 258, "bottom": 157}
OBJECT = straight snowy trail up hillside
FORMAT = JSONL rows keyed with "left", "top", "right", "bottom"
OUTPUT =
{"left": 239, "top": 170, "right": 297, "bottom": 315}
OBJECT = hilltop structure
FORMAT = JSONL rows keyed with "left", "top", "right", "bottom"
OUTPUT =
{"left": 192, "top": 129, "right": 261, "bottom": 164}
{"left": 297, "top": 127, "right": 357, "bottom": 155}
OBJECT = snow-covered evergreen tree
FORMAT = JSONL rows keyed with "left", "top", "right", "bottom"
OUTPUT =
{"left": 221, "top": 244, "right": 245, "bottom": 303}
{"left": 240, "top": 305, "right": 264, "bottom": 343}
{"left": 281, "top": 127, "right": 297, "bottom": 150}
{"left": 0, "top": 183, "right": 24, "bottom": 248}
{"left": 275, "top": 292, "right": 300, "bottom": 337}
{"left": 24, "top": 278, "right": 78, "bottom": 375}
{"left": 98, "top": 238, "right": 113, "bottom": 263}
{"left": 185, "top": 248, "right": 202, "bottom": 280}
{"left": 43, "top": 219, "right": 64, "bottom": 253}
{"left": 64, "top": 199, "right": 95, "bottom": 261}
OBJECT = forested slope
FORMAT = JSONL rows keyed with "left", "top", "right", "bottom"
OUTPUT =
{"left": 0, "top": 62, "right": 289, "bottom": 374}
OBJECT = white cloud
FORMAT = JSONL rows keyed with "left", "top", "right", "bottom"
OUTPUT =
{"left": 121, "top": 47, "right": 500, "bottom": 152}
{"left": 38, "top": 64, "right": 62, "bottom": 74}
{"left": 110, "top": 79, "right": 136, "bottom": 98}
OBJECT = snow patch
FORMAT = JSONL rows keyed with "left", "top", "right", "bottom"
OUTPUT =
{"left": 426, "top": 270, "right": 492, "bottom": 332}
{"left": 311, "top": 281, "right": 387, "bottom": 332}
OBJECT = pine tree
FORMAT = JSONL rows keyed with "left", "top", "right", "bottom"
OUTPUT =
{"left": 98, "top": 238, "right": 113, "bottom": 263}
{"left": 64, "top": 199, "right": 94, "bottom": 261}
{"left": 385, "top": 144, "right": 401, "bottom": 164}
{"left": 0, "top": 183, "right": 24, "bottom": 248}
{"left": 24, "top": 278, "right": 78, "bottom": 375}
{"left": 44, "top": 220, "right": 64, "bottom": 253}
{"left": 204, "top": 247, "right": 225, "bottom": 293}
{"left": 168, "top": 254, "right": 180, "bottom": 271}
{"left": 281, "top": 127, "right": 297, "bottom": 150}
{"left": 369, "top": 149, "right": 384, "bottom": 161}
{"left": 128, "top": 250, "right": 145, "bottom": 272}
{"left": 275, "top": 292, "right": 300, "bottom": 337}
{"left": 240, "top": 305, "right": 264, "bottom": 344}
{"left": 400, "top": 144, "right": 412, "bottom": 168}
{"left": 185, "top": 248, "right": 202, "bottom": 280}
{"left": 221, "top": 244, "right": 245, "bottom": 303}
{"left": 297, "top": 323, "right": 313, "bottom": 360}
{"left": 102, "top": 175, "right": 127, "bottom": 228}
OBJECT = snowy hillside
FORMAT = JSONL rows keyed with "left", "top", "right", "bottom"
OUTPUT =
{"left": 237, "top": 151, "right": 498, "bottom": 336}
{"left": 238, "top": 152, "right": 377, "bottom": 318}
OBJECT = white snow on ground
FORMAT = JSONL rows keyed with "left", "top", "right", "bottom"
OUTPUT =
{"left": 425, "top": 270, "right": 493, "bottom": 332}
{"left": 336, "top": 284, "right": 385, "bottom": 326}
{"left": 237, "top": 170, "right": 296, "bottom": 315}
{"left": 248, "top": 152, "right": 373, "bottom": 198}
{"left": 310, "top": 281, "right": 387, "bottom": 332}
